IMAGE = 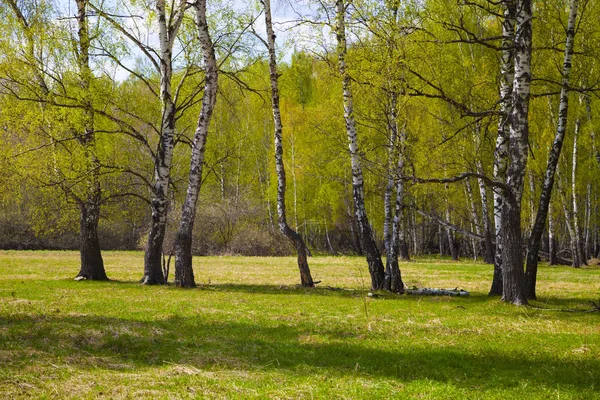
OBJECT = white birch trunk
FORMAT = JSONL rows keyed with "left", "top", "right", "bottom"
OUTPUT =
{"left": 465, "top": 179, "right": 480, "bottom": 260}
{"left": 558, "top": 171, "right": 580, "bottom": 267}
{"left": 173, "top": 0, "right": 218, "bottom": 288}
{"left": 143, "top": 0, "right": 187, "bottom": 284}
{"left": 476, "top": 160, "right": 494, "bottom": 264}
{"left": 490, "top": 0, "right": 516, "bottom": 296}
{"left": 525, "top": 0, "right": 580, "bottom": 298}
{"left": 501, "top": 0, "right": 532, "bottom": 305}
{"left": 264, "top": 0, "right": 314, "bottom": 286}
{"left": 383, "top": 94, "right": 399, "bottom": 256}
{"left": 335, "top": 0, "right": 385, "bottom": 290}
{"left": 571, "top": 117, "right": 585, "bottom": 265}
{"left": 548, "top": 203, "right": 557, "bottom": 265}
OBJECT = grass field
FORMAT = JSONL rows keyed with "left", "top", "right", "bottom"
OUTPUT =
{"left": 0, "top": 251, "right": 599, "bottom": 399}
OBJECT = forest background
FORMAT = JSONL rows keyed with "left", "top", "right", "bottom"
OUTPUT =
{"left": 0, "top": 0, "right": 598, "bottom": 294}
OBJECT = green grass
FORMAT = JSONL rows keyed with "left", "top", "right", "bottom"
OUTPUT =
{"left": 0, "top": 251, "right": 599, "bottom": 399}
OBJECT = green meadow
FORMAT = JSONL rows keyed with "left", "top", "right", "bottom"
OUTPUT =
{"left": 0, "top": 251, "right": 599, "bottom": 399}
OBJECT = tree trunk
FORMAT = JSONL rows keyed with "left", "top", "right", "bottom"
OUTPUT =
{"left": 174, "top": 0, "right": 218, "bottom": 288}
{"left": 465, "top": 179, "right": 481, "bottom": 261}
{"left": 384, "top": 114, "right": 407, "bottom": 293}
{"left": 549, "top": 206, "right": 557, "bottom": 265}
{"left": 265, "top": 0, "right": 314, "bottom": 286}
{"left": 490, "top": 0, "right": 516, "bottom": 296}
{"left": 558, "top": 172, "right": 581, "bottom": 268}
{"left": 571, "top": 117, "right": 586, "bottom": 265}
{"left": 570, "top": 118, "right": 584, "bottom": 267}
{"left": 336, "top": 0, "right": 385, "bottom": 290}
{"left": 142, "top": 0, "right": 186, "bottom": 285}
{"left": 525, "top": 0, "right": 580, "bottom": 298}
{"left": 476, "top": 162, "right": 494, "bottom": 264}
{"left": 501, "top": 0, "right": 532, "bottom": 306}
{"left": 445, "top": 207, "right": 458, "bottom": 260}
{"left": 76, "top": 203, "right": 107, "bottom": 280}
{"left": 383, "top": 96, "right": 399, "bottom": 256}
{"left": 73, "top": 0, "right": 107, "bottom": 281}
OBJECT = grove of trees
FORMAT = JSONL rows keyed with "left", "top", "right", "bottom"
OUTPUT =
{"left": 1, "top": 0, "right": 599, "bottom": 305}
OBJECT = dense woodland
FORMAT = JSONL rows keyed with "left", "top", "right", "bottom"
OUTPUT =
{"left": 0, "top": 0, "right": 599, "bottom": 304}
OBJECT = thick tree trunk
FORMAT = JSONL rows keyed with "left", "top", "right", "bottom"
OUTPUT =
{"left": 265, "top": 0, "right": 314, "bottom": 286}
{"left": 490, "top": 0, "right": 516, "bottom": 296}
{"left": 76, "top": 203, "right": 107, "bottom": 280}
{"left": 74, "top": 0, "right": 107, "bottom": 281}
{"left": 525, "top": 0, "right": 579, "bottom": 298}
{"left": 174, "top": 0, "right": 218, "bottom": 288}
{"left": 336, "top": 0, "right": 385, "bottom": 290}
{"left": 142, "top": 0, "right": 186, "bottom": 285}
{"left": 501, "top": 0, "right": 532, "bottom": 306}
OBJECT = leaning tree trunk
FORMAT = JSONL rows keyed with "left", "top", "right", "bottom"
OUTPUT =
{"left": 264, "top": 0, "right": 314, "bottom": 286}
{"left": 336, "top": 0, "right": 385, "bottom": 290}
{"left": 74, "top": 0, "right": 107, "bottom": 281}
{"left": 501, "top": 0, "right": 532, "bottom": 306}
{"left": 525, "top": 0, "right": 580, "bottom": 298}
{"left": 173, "top": 0, "right": 218, "bottom": 288}
{"left": 490, "top": 0, "right": 516, "bottom": 296}
{"left": 142, "top": 0, "right": 186, "bottom": 285}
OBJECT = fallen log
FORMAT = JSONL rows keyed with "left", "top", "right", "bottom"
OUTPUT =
{"left": 406, "top": 287, "right": 470, "bottom": 297}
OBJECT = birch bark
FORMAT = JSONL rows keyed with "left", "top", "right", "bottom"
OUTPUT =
{"left": 173, "top": 0, "right": 218, "bottom": 288}
{"left": 524, "top": 0, "right": 579, "bottom": 298}
{"left": 335, "top": 0, "right": 385, "bottom": 290}
{"left": 264, "top": 0, "right": 314, "bottom": 286}
{"left": 476, "top": 160, "right": 494, "bottom": 264}
{"left": 490, "top": 0, "right": 515, "bottom": 296}
{"left": 384, "top": 116, "right": 407, "bottom": 293}
{"left": 558, "top": 170, "right": 580, "bottom": 267}
{"left": 571, "top": 117, "right": 585, "bottom": 265}
{"left": 142, "top": 0, "right": 187, "bottom": 285}
{"left": 501, "top": 0, "right": 532, "bottom": 305}
{"left": 465, "top": 179, "right": 481, "bottom": 260}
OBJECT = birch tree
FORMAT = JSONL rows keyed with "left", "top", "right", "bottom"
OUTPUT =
{"left": 500, "top": 0, "right": 532, "bottom": 305}
{"left": 489, "top": 0, "right": 515, "bottom": 296}
{"left": 335, "top": 0, "right": 385, "bottom": 290}
{"left": 524, "top": 0, "right": 580, "bottom": 299}
{"left": 72, "top": 0, "right": 107, "bottom": 281}
{"left": 263, "top": 0, "right": 315, "bottom": 286}
{"left": 142, "top": 0, "right": 187, "bottom": 284}
{"left": 173, "top": 0, "right": 218, "bottom": 288}
{"left": 3, "top": 0, "right": 108, "bottom": 280}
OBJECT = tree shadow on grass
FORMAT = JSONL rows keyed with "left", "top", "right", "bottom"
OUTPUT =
{"left": 0, "top": 313, "right": 598, "bottom": 394}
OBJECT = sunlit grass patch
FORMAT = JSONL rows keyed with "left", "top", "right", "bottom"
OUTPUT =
{"left": 0, "top": 251, "right": 599, "bottom": 399}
